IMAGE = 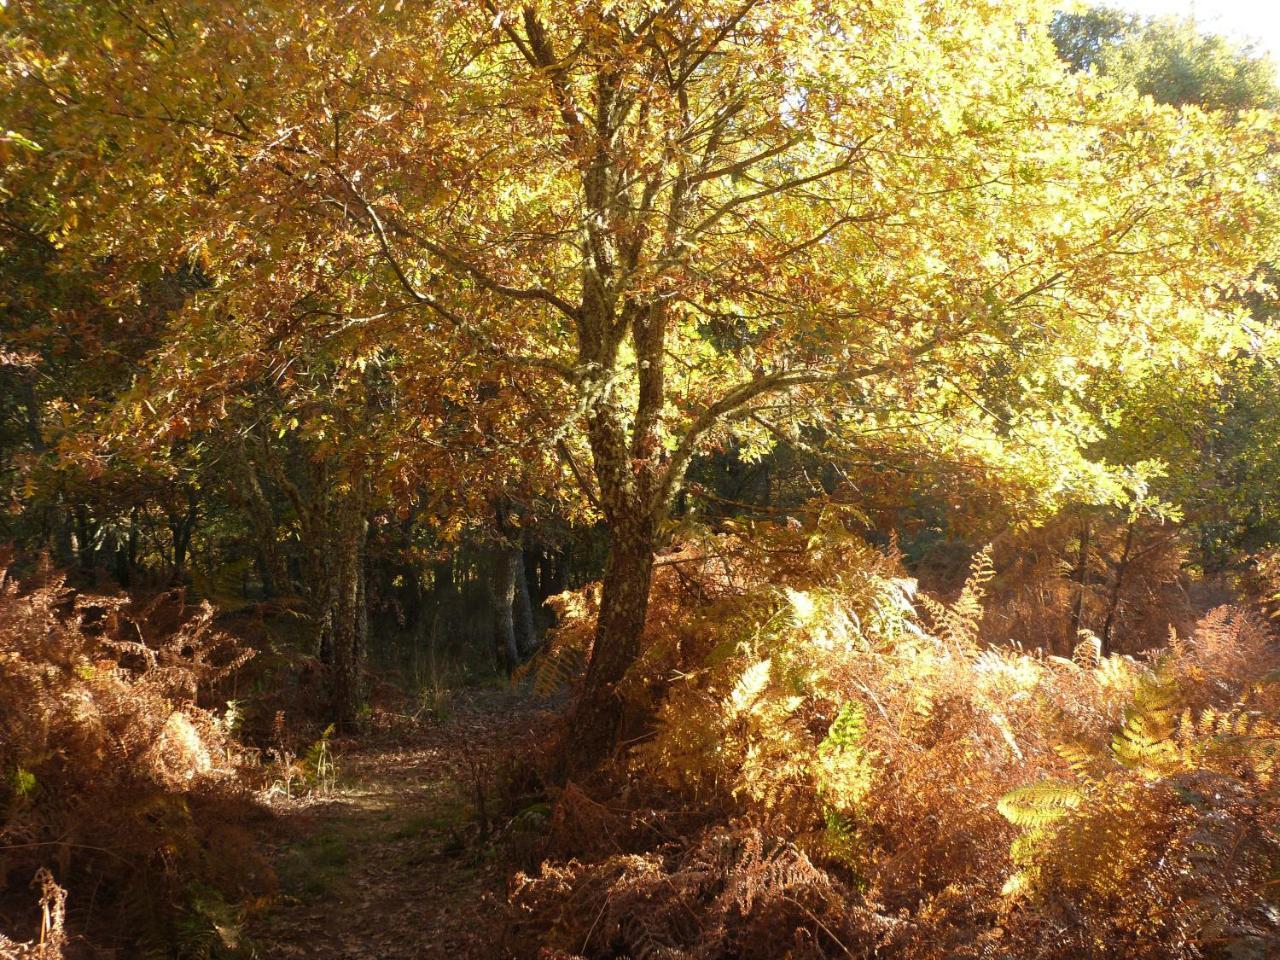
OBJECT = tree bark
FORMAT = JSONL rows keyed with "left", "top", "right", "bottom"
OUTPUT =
{"left": 112, "top": 525, "right": 131, "bottom": 588}
{"left": 492, "top": 545, "right": 520, "bottom": 674}
{"left": 50, "top": 500, "right": 74, "bottom": 568}
{"left": 17, "top": 374, "right": 74, "bottom": 568}
{"left": 168, "top": 488, "right": 198, "bottom": 585}
{"left": 73, "top": 505, "right": 96, "bottom": 580}
{"left": 1067, "top": 515, "right": 1092, "bottom": 653}
{"left": 564, "top": 510, "right": 658, "bottom": 774}
{"left": 235, "top": 445, "right": 289, "bottom": 598}
{"left": 513, "top": 546, "right": 536, "bottom": 657}
{"left": 327, "top": 515, "right": 367, "bottom": 729}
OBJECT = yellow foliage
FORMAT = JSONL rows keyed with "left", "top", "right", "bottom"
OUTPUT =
{"left": 522, "top": 519, "right": 1280, "bottom": 958}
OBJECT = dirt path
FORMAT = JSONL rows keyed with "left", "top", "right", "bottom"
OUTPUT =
{"left": 246, "top": 690, "right": 548, "bottom": 960}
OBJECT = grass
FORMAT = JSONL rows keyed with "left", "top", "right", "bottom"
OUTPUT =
{"left": 274, "top": 832, "right": 352, "bottom": 901}
{"left": 386, "top": 804, "right": 467, "bottom": 841}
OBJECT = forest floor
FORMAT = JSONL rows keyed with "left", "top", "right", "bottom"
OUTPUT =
{"left": 245, "top": 688, "right": 548, "bottom": 960}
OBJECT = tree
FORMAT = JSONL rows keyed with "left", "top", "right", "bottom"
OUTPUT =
{"left": 4, "top": 0, "right": 1278, "bottom": 765}
{"left": 1051, "top": 6, "right": 1280, "bottom": 572}
{"left": 1051, "top": 6, "right": 1279, "bottom": 110}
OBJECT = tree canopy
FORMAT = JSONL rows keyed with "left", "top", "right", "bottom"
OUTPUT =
{"left": 1052, "top": 5, "right": 1280, "bottom": 111}
{"left": 4, "top": 0, "right": 1280, "bottom": 741}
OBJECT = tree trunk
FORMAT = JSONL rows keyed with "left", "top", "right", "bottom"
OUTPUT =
{"left": 18, "top": 376, "right": 74, "bottom": 568}
{"left": 73, "top": 505, "right": 96, "bottom": 581}
{"left": 564, "top": 513, "right": 657, "bottom": 774}
{"left": 1067, "top": 515, "right": 1092, "bottom": 653}
{"left": 169, "top": 489, "right": 198, "bottom": 585}
{"left": 513, "top": 546, "right": 536, "bottom": 657}
{"left": 542, "top": 547, "right": 567, "bottom": 599}
{"left": 50, "top": 499, "right": 74, "bottom": 568}
{"left": 1100, "top": 521, "right": 1137, "bottom": 657}
{"left": 236, "top": 443, "right": 288, "bottom": 598}
{"left": 127, "top": 508, "right": 140, "bottom": 574}
{"left": 112, "top": 525, "right": 131, "bottom": 588}
{"left": 328, "top": 517, "right": 367, "bottom": 729}
{"left": 492, "top": 545, "right": 520, "bottom": 674}
{"left": 113, "top": 509, "right": 140, "bottom": 588}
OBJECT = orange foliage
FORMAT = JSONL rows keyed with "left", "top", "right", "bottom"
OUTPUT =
{"left": 512, "top": 520, "right": 1280, "bottom": 959}
{"left": 0, "top": 551, "right": 267, "bottom": 956}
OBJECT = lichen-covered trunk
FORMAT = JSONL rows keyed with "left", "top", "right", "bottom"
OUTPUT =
{"left": 566, "top": 511, "right": 657, "bottom": 773}
{"left": 561, "top": 60, "right": 674, "bottom": 771}
{"left": 588, "top": 520, "right": 656, "bottom": 692}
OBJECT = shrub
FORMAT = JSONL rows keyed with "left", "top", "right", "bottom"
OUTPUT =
{"left": 511, "top": 518, "right": 1280, "bottom": 959}
{"left": 0, "top": 550, "right": 268, "bottom": 957}
{"left": 998, "top": 608, "right": 1280, "bottom": 958}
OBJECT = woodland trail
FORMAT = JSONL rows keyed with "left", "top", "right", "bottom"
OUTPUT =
{"left": 246, "top": 690, "right": 546, "bottom": 960}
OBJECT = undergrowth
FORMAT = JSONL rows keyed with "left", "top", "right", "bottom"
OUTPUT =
{"left": 0, "top": 550, "right": 269, "bottom": 958}
{"left": 511, "top": 517, "right": 1280, "bottom": 959}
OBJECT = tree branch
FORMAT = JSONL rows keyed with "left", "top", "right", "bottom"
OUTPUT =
{"left": 654, "top": 335, "right": 948, "bottom": 511}
{"left": 556, "top": 438, "right": 603, "bottom": 513}
{"left": 325, "top": 165, "right": 580, "bottom": 381}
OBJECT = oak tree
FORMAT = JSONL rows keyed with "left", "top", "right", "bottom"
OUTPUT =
{"left": 5, "top": 0, "right": 1278, "bottom": 761}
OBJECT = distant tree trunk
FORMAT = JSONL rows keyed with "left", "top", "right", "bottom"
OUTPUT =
{"left": 513, "top": 550, "right": 536, "bottom": 657}
{"left": 236, "top": 443, "right": 288, "bottom": 597}
{"left": 491, "top": 499, "right": 535, "bottom": 663}
{"left": 326, "top": 511, "right": 368, "bottom": 729}
{"left": 420, "top": 555, "right": 455, "bottom": 681}
{"left": 491, "top": 545, "right": 520, "bottom": 674}
{"left": 1100, "top": 521, "right": 1137, "bottom": 657}
{"left": 542, "top": 547, "right": 567, "bottom": 598}
{"left": 50, "top": 501, "right": 74, "bottom": 568}
{"left": 430, "top": 556, "right": 456, "bottom": 610}
{"left": 19, "top": 374, "right": 74, "bottom": 567}
{"left": 279, "top": 454, "right": 370, "bottom": 730}
{"left": 113, "top": 530, "right": 130, "bottom": 588}
{"left": 1068, "top": 515, "right": 1092, "bottom": 653}
{"left": 523, "top": 546, "right": 540, "bottom": 600}
{"left": 127, "top": 508, "right": 140, "bottom": 572}
{"left": 255, "top": 549, "right": 279, "bottom": 599}
{"left": 168, "top": 488, "right": 198, "bottom": 584}
{"left": 73, "top": 505, "right": 96, "bottom": 580}
{"left": 113, "top": 509, "right": 139, "bottom": 587}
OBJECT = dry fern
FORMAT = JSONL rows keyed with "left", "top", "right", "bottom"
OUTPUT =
{"left": 0, "top": 551, "right": 266, "bottom": 955}
{"left": 0, "top": 870, "right": 67, "bottom": 960}
{"left": 517, "top": 519, "right": 1280, "bottom": 960}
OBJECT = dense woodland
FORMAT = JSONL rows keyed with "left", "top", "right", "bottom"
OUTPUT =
{"left": 4, "top": 1, "right": 1280, "bottom": 957}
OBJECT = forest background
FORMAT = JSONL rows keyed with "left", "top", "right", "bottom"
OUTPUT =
{"left": 5, "top": 2, "right": 1280, "bottom": 958}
